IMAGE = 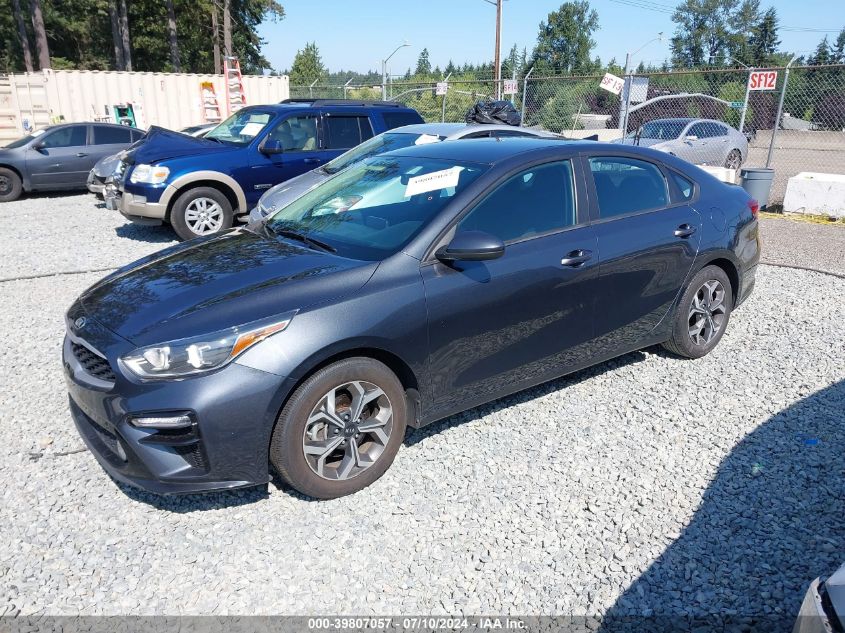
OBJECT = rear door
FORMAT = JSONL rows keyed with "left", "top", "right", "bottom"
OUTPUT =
{"left": 26, "top": 125, "right": 90, "bottom": 189}
{"left": 321, "top": 110, "right": 374, "bottom": 156}
{"left": 681, "top": 122, "right": 709, "bottom": 164}
{"left": 584, "top": 154, "right": 701, "bottom": 356}
{"left": 89, "top": 125, "right": 135, "bottom": 178}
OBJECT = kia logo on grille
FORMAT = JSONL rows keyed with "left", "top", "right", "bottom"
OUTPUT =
{"left": 74, "top": 317, "right": 87, "bottom": 329}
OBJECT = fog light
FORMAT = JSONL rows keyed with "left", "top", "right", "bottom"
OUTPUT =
{"left": 130, "top": 414, "right": 192, "bottom": 429}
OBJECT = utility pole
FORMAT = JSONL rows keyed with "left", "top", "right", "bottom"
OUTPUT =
{"left": 494, "top": 0, "right": 502, "bottom": 99}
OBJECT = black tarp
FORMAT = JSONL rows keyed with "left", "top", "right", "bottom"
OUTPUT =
{"left": 464, "top": 100, "right": 521, "bottom": 126}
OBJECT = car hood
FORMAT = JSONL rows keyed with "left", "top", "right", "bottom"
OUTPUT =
{"left": 260, "top": 169, "right": 329, "bottom": 214}
{"left": 79, "top": 228, "right": 378, "bottom": 346}
{"left": 92, "top": 153, "right": 121, "bottom": 177}
{"left": 124, "top": 125, "right": 238, "bottom": 164}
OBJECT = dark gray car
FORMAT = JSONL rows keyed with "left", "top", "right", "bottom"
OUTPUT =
{"left": 0, "top": 122, "right": 142, "bottom": 202}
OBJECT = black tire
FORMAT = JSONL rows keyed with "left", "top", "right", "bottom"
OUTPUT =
{"left": 663, "top": 265, "right": 733, "bottom": 359}
{"left": 270, "top": 357, "right": 407, "bottom": 499}
{"left": 0, "top": 167, "right": 23, "bottom": 202}
{"left": 170, "top": 186, "right": 233, "bottom": 241}
{"left": 724, "top": 148, "right": 743, "bottom": 169}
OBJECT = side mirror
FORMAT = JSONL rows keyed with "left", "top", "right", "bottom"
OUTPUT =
{"left": 33, "top": 141, "right": 46, "bottom": 151}
{"left": 261, "top": 139, "right": 284, "bottom": 155}
{"left": 685, "top": 134, "right": 698, "bottom": 141}
{"left": 436, "top": 230, "right": 505, "bottom": 262}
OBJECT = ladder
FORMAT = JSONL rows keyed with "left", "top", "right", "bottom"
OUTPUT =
{"left": 224, "top": 56, "right": 246, "bottom": 116}
{"left": 199, "top": 80, "right": 222, "bottom": 123}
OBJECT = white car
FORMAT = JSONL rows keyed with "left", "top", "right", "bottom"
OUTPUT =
{"left": 248, "top": 122, "right": 561, "bottom": 222}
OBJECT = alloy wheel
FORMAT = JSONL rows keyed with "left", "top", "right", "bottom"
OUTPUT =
{"left": 688, "top": 280, "right": 727, "bottom": 346}
{"left": 302, "top": 380, "right": 394, "bottom": 481}
{"left": 184, "top": 197, "right": 224, "bottom": 235}
{"left": 0, "top": 175, "right": 10, "bottom": 195}
{"left": 725, "top": 149, "right": 742, "bottom": 170}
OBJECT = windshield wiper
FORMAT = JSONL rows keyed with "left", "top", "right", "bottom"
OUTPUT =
{"left": 270, "top": 226, "right": 337, "bottom": 253}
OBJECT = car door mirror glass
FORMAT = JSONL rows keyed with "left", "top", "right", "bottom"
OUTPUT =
{"left": 436, "top": 231, "right": 505, "bottom": 262}
{"left": 261, "top": 139, "right": 284, "bottom": 155}
{"left": 33, "top": 141, "right": 46, "bottom": 151}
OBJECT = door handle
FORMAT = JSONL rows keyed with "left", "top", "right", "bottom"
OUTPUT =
{"left": 303, "top": 158, "right": 322, "bottom": 164}
{"left": 674, "top": 224, "right": 697, "bottom": 238}
{"left": 76, "top": 152, "right": 88, "bottom": 157}
{"left": 560, "top": 249, "right": 593, "bottom": 267}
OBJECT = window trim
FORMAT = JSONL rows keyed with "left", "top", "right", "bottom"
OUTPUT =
{"left": 39, "top": 125, "right": 88, "bottom": 149}
{"left": 582, "top": 153, "right": 680, "bottom": 224}
{"left": 422, "top": 157, "right": 585, "bottom": 264}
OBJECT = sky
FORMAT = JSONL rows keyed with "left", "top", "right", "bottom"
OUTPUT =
{"left": 257, "top": 0, "right": 845, "bottom": 76}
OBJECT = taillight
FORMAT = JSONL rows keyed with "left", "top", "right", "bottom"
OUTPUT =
{"left": 748, "top": 199, "right": 759, "bottom": 219}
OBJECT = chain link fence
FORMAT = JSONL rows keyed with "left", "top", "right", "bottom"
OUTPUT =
{"left": 292, "top": 64, "right": 845, "bottom": 205}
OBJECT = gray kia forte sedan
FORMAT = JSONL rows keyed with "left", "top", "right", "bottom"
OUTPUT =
{"left": 64, "top": 137, "right": 760, "bottom": 499}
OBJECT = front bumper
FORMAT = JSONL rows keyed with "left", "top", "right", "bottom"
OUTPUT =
{"left": 87, "top": 172, "right": 105, "bottom": 196}
{"left": 111, "top": 189, "right": 168, "bottom": 223}
{"left": 63, "top": 329, "right": 293, "bottom": 495}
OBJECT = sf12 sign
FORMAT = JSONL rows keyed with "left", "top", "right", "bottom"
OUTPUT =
{"left": 503, "top": 79, "right": 518, "bottom": 95}
{"left": 599, "top": 72, "right": 625, "bottom": 96}
{"left": 749, "top": 70, "right": 778, "bottom": 91}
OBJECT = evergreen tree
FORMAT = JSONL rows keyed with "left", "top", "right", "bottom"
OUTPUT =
{"left": 532, "top": 1, "right": 599, "bottom": 74}
{"left": 415, "top": 48, "right": 431, "bottom": 76}
{"left": 289, "top": 41, "right": 325, "bottom": 85}
{"left": 748, "top": 7, "right": 780, "bottom": 66}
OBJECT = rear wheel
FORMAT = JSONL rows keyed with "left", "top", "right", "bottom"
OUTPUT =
{"left": 663, "top": 265, "right": 733, "bottom": 359}
{"left": 270, "top": 358, "right": 407, "bottom": 499}
{"left": 170, "top": 186, "right": 233, "bottom": 240}
{"left": 724, "top": 149, "right": 742, "bottom": 169}
{"left": 0, "top": 168, "right": 23, "bottom": 202}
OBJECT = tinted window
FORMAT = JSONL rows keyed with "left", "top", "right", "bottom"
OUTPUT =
{"left": 381, "top": 110, "right": 424, "bottom": 130}
{"left": 671, "top": 172, "right": 694, "bottom": 200}
{"left": 93, "top": 125, "right": 133, "bottom": 145}
{"left": 589, "top": 157, "right": 668, "bottom": 218}
{"left": 324, "top": 116, "right": 373, "bottom": 149}
{"left": 267, "top": 156, "right": 487, "bottom": 261}
{"left": 323, "top": 131, "right": 443, "bottom": 175}
{"left": 266, "top": 115, "right": 319, "bottom": 151}
{"left": 637, "top": 120, "right": 688, "bottom": 140}
{"left": 41, "top": 126, "right": 87, "bottom": 148}
{"left": 458, "top": 161, "right": 576, "bottom": 243}
{"left": 130, "top": 129, "right": 145, "bottom": 142}
{"left": 708, "top": 122, "right": 728, "bottom": 137}
{"left": 493, "top": 129, "right": 534, "bottom": 138}
{"left": 687, "top": 123, "right": 707, "bottom": 138}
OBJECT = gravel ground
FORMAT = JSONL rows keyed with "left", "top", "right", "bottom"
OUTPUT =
{"left": 759, "top": 214, "right": 845, "bottom": 277}
{"left": 0, "top": 193, "right": 843, "bottom": 620}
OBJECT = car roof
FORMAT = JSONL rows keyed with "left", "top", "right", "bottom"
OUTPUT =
{"left": 648, "top": 118, "right": 695, "bottom": 125}
{"left": 262, "top": 101, "right": 417, "bottom": 113}
{"left": 387, "top": 122, "right": 560, "bottom": 138}
{"left": 383, "top": 136, "right": 579, "bottom": 164}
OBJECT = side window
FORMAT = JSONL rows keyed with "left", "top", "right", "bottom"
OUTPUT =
{"left": 324, "top": 116, "right": 373, "bottom": 149}
{"left": 589, "top": 157, "right": 669, "bottom": 218}
{"left": 381, "top": 111, "right": 424, "bottom": 130}
{"left": 687, "top": 123, "right": 707, "bottom": 139}
{"left": 670, "top": 171, "right": 695, "bottom": 200}
{"left": 493, "top": 130, "right": 533, "bottom": 138}
{"left": 40, "top": 126, "right": 87, "bottom": 148}
{"left": 457, "top": 161, "right": 576, "bottom": 243}
{"left": 462, "top": 131, "right": 493, "bottom": 139}
{"left": 130, "top": 130, "right": 145, "bottom": 142}
{"left": 266, "top": 115, "right": 319, "bottom": 151}
{"left": 711, "top": 123, "right": 728, "bottom": 137}
{"left": 93, "top": 125, "right": 133, "bottom": 145}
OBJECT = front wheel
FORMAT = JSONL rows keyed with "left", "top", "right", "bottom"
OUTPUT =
{"left": 170, "top": 186, "right": 233, "bottom": 241}
{"left": 663, "top": 265, "right": 733, "bottom": 359}
{"left": 0, "top": 168, "right": 23, "bottom": 202}
{"left": 270, "top": 358, "right": 408, "bottom": 499}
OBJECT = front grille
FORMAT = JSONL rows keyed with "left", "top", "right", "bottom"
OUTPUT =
{"left": 71, "top": 341, "right": 116, "bottom": 382}
{"left": 173, "top": 444, "right": 208, "bottom": 471}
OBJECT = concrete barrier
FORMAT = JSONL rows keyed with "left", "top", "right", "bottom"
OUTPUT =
{"left": 783, "top": 172, "right": 845, "bottom": 219}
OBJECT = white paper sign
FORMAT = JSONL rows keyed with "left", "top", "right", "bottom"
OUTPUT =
{"left": 414, "top": 134, "right": 441, "bottom": 145}
{"left": 503, "top": 79, "right": 518, "bottom": 95}
{"left": 599, "top": 72, "right": 625, "bottom": 96}
{"left": 240, "top": 122, "right": 264, "bottom": 137}
{"left": 404, "top": 167, "right": 461, "bottom": 197}
{"left": 436, "top": 82, "right": 448, "bottom": 96}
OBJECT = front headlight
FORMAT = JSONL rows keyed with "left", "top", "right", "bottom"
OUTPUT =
{"left": 130, "top": 163, "right": 170, "bottom": 184}
{"left": 120, "top": 313, "right": 295, "bottom": 379}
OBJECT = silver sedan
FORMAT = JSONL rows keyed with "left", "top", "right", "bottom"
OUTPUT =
{"left": 248, "top": 123, "right": 561, "bottom": 222}
{"left": 613, "top": 118, "right": 748, "bottom": 169}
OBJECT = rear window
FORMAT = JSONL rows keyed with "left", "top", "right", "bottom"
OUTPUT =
{"left": 93, "top": 125, "right": 133, "bottom": 144}
{"left": 589, "top": 157, "right": 669, "bottom": 218}
{"left": 381, "top": 110, "right": 424, "bottom": 130}
{"left": 324, "top": 115, "right": 374, "bottom": 150}
{"left": 671, "top": 172, "right": 694, "bottom": 200}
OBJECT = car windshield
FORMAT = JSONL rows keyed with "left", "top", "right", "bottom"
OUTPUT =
{"left": 4, "top": 128, "right": 46, "bottom": 149}
{"left": 632, "top": 120, "right": 689, "bottom": 140}
{"left": 204, "top": 110, "right": 272, "bottom": 146}
{"left": 266, "top": 155, "right": 487, "bottom": 261}
{"left": 323, "top": 131, "right": 445, "bottom": 174}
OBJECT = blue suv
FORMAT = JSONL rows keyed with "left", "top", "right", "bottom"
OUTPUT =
{"left": 108, "top": 100, "right": 423, "bottom": 240}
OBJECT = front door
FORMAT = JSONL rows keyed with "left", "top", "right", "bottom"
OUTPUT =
{"left": 421, "top": 160, "right": 598, "bottom": 416}
{"left": 585, "top": 154, "right": 701, "bottom": 356}
{"left": 247, "top": 114, "right": 329, "bottom": 206}
{"left": 26, "top": 125, "right": 90, "bottom": 189}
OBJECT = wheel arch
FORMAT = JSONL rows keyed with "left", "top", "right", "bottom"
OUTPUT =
{"left": 162, "top": 171, "right": 247, "bottom": 220}
{"left": 0, "top": 163, "right": 27, "bottom": 190}
{"left": 696, "top": 255, "right": 740, "bottom": 304}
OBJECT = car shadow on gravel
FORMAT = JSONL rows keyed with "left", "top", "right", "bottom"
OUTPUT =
{"left": 115, "top": 479, "right": 269, "bottom": 513}
{"left": 598, "top": 379, "right": 844, "bottom": 632}
{"left": 114, "top": 222, "right": 178, "bottom": 244}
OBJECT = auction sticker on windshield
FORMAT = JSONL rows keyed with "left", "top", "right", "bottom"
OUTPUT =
{"left": 404, "top": 167, "right": 461, "bottom": 197}
{"left": 240, "top": 122, "right": 265, "bottom": 137}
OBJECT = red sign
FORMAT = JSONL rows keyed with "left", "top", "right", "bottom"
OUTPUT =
{"left": 749, "top": 70, "right": 778, "bottom": 91}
